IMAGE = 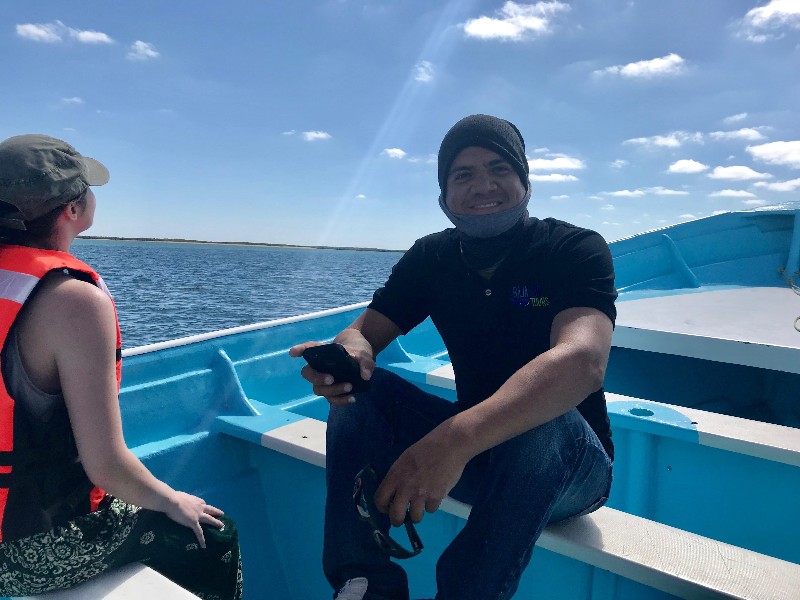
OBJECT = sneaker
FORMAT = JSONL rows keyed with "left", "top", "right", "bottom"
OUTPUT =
{"left": 335, "top": 577, "right": 369, "bottom": 600}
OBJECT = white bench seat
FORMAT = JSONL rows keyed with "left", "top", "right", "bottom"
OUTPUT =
{"left": 12, "top": 563, "right": 196, "bottom": 599}
{"left": 542, "top": 505, "right": 800, "bottom": 599}
{"left": 218, "top": 413, "right": 800, "bottom": 600}
{"left": 423, "top": 364, "right": 800, "bottom": 467}
{"left": 440, "top": 494, "right": 800, "bottom": 600}
{"left": 613, "top": 287, "right": 800, "bottom": 375}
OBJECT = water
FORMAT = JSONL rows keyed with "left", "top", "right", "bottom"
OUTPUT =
{"left": 71, "top": 239, "right": 403, "bottom": 349}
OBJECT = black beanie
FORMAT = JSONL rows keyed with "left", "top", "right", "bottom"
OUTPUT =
{"left": 438, "top": 114, "right": 529, "bottom": 197}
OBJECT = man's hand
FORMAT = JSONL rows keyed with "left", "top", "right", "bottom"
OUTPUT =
{"left": 289, "top": 331, "right": 375, "bottom": 405}
{"left": 374, "top": 427, "right": 469, "bottom": 526}
{"left": 289, "top": 309, "right": 402, "bottom": 404}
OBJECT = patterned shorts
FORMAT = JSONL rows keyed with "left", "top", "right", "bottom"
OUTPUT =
{"left": 0, "top": 498, "right": 242, "bottom": 600}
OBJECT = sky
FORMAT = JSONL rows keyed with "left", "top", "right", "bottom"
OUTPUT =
{"left": 2, "top": 0, "right": 800, "bottom": 251}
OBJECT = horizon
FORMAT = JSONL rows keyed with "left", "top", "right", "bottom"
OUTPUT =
{"left": 76, "top": 234, "right": 406, "bottom": 253}
{"left": 3, "top": 1, "right": 800, "bottom": 251}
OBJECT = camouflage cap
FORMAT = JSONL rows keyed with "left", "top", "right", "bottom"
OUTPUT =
{"left": 0, "top": 134, "right": 109, "bottom": 223}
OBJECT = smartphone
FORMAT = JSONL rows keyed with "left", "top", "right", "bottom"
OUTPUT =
{"left": 301, "top": 343, "right": 371, "bottom": 393}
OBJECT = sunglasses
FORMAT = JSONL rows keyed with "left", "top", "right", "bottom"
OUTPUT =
{"left": 352, "top": 465, "right": 423, "bottom": 560}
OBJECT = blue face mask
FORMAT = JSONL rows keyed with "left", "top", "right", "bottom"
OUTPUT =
{"left": 438, "top": 186, "right": 531, "bottom": 239}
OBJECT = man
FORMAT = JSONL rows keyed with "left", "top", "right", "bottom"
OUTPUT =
{"left": 291, "top": 114, "right": 616, "bottom": 600}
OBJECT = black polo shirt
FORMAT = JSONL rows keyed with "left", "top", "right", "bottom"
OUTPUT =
{"left": 369, "top": 217, "right": 617, "bottom": 460}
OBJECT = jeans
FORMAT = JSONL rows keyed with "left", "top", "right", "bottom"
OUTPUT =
{"left": 323, "top": 368, "right": 612, "bottom": 600}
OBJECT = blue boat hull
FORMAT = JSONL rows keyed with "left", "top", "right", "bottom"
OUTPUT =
{"left": 8, "top": 207, "right": 800, "bottom": 599}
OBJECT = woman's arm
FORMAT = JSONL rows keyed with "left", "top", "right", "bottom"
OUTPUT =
{"left": 34, "top": 276, "right": 223, "bottom": 547}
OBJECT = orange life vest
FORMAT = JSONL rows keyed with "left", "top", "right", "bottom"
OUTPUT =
{"left": 0, "top": 244, "right": 122, "bottom": 542}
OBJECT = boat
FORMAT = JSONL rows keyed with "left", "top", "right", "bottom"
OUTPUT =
{"left": 8, "top": 205, "right": 800, "bottom": 599}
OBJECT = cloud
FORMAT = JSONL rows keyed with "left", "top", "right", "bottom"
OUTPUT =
{"left": 407, "top": 156, "right": 427, "bottom": 163}
{"left": 741, "top": 0, "right": 800, "bottom": 42}
{"left": 603, "top": 187, "right": 687, "bottom": 197}
{"left": 16, "top": 23, "right": 62, "bottom": 42}
{"left": 127, "top": 41, "right": 159, "bottom": 61}
{"left": 746, "top": 140, "right": 800, "bottom": 168}
{"left": 16, "top": 21, "right": 113, "bottom": 44}
{"left": 710, "top": 128, "right": 766, "bottom": 142}
{"left": 679, "top": 214, "right": 698, "bottom": 220}
{"left": 724, "top": 113, "right": 748, "bottom": 125}
{"left": 624, "top": 131, "right": 703, "bottom": 148}
{"left": 601, "top": 204, "right": 616, "bottom": 211}
{"left": 708, "top": 189, "right": 757, "bottom": 198}
{"left": 529, "top": 173, "right": 578, "bottom": 182}
{"left": 60, "top": 97, "right": 84, "bottom": 105}
{"left": 463, "top": 1, "right": 570, "bottom": 41}
{"left": 355, "top": 194, "right": 367, "bottom": 200}
{"left": 527, "top": 155, "right": 585, "bottom": 171}
{"left": 382, "top": 148, "right": 407, "bottom": 159}
{"left": 754, "top": 177, "right": 800, "bottom": 192}
{"left": 593, "top": 53, "right": 686, "bottom": 79}
{"left": 648, "top": 186, "right": 688, "bottom": 196}
{"left": 743, "top": 199, "right": 769, "bottom": 206}
{"left": 413, "top": 61, "right": 434, "bottom": 82}
{"left": 74, "top": 30, "right": 113, "bottom": 44}
{"left": 303, "top": 131, "right": 332, "bottom": 142}
{"left": 282, "top": 130, "right": 296, "bottom": 136}
{"left": 610, "top": 159, "right": 628, "bottom": 168}
{"left": 605, "top": 189, "right": 645, "bottom": 197}
{"left": 668, "top": 159, "right": 709, "bottom": 173}
{"left": 708, "top": 166, "right": 772, "bottom": 180}
{"left": 551, "top": 195, "right": 569, "bottom": 200}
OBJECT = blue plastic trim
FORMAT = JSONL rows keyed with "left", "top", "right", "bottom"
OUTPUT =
{"left": 662, "top": 234, "right": 700, "bottom": 288}
{"left": 212, "top": 349, "right": 260, "bottom": 416}
{"left": 608, "top": 401, "right": 699, "bottom": 443}
{"left": 784, "top": 212, "right": 800, "bottom": 277}
{"left": 215, "top": 407, "right": 306, "bottom": 446}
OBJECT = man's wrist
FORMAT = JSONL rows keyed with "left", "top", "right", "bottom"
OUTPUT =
{"left": 434, "top": 414, "right": 483, "bottom": 463}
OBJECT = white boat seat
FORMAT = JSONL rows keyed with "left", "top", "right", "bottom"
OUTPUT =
{"left": 8, "top": 563, "right": 196, "bottom": 599}
{"left": 613, "top": 287, "right": 800, "bottom": 375}
{"left": 421, "top": 363, "right": 800, "bottom": 467}
{"left": 443, "top": 496, "right": 800, "bottom": 600}
{"left": 216, "top": 412, "right": 800, "bottom": 599}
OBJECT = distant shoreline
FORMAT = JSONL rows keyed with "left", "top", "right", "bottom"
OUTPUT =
{"left": 77, "top": 235, "right": 404, "bottom": 253}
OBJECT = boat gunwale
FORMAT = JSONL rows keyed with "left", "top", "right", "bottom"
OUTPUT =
{"left": 121, "top": 301, "right": 369, "bottom": 358}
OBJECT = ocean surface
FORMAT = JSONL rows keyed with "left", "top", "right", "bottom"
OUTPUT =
{"left": 72, "top": 239, "right": 404, "bottom": 349}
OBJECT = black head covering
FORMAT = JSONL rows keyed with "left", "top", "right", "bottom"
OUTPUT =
{"left": 437, "top": 114, "right": 529, "bottom": 198}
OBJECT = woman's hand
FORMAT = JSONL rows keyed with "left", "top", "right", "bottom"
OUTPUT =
{"left": 162, "top": 491, "right": 225, "bottom": 548}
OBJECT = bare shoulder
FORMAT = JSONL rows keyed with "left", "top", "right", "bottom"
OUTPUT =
{"left": 29, "top": 272, "right": 115, "bottom": 336}
{"left": 16, "top": 272, "right": 116, "bottom": 391}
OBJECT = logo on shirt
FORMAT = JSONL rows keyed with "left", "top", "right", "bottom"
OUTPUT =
{"left": 511, "top": 284, "right": 550, "bottom": 309}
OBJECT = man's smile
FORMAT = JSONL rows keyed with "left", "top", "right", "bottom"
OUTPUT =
{"left": 468, "top": 199, "right": 505, "bottom": 212}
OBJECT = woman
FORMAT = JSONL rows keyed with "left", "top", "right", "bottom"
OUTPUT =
{"left": 0, "top": 134, "right": 242, "bottom": 598}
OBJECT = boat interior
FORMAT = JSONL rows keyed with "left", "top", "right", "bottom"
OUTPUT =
{"left": 8, "top": 207, "right": 800, "bottom": 599}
